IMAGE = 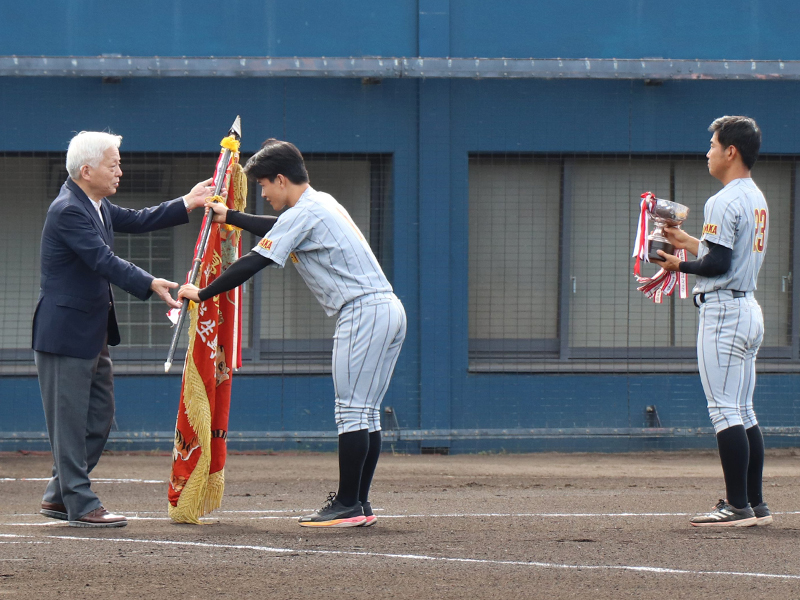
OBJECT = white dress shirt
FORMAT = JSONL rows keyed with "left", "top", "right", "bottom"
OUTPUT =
{"left": 90, "top": 199, "right": 104, "bottom": 225}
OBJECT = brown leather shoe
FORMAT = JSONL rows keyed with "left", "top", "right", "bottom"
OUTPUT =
{"left": 40, "top": 501, "right": 68, "bottom": 521}
{"left": 69, "top": 506, "right": 127, "bottom": 528}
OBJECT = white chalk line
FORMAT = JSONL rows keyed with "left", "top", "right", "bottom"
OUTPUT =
{"left": 0, "top": 541, "right": 49, "bottom": 546}
{"left": 0, "top": 533, "right": 798, "bottom": 581}
{"left": 366, "top": 510, "right": 800, "bottom": 519}
{"left": 0, "top": 478, "right": 164, "bottom": 484}
{"left": 2, "top": 510, "right": 799, "bottom": 527}
{"left": 1, "top": 522, "right": 63, "bottom": 527}
{"left": 123, "top": 509, "right": 314, "bottom": 514}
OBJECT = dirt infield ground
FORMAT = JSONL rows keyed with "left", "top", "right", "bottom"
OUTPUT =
{"left": 1, "top": 450, "right": 800, "bottom": 600}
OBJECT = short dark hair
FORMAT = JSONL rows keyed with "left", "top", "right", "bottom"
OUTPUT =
{"left": 708, "top": 116, "right": 761, "bottom": 170}
{"left": 243, "top": 138, "right": 309, "bottom": 184}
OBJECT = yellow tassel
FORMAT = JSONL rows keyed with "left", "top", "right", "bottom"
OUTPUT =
{"left": 230, "top": 162, "right": 248, "bottom": 211}
{"left": 203, "top": 469, "right": 225, "bottom": 515}
{"left": 168, "top": 450, "right": 210, "bottom": 524}
{"left": 221, "top": 164, "right": 247, "bottom": 231}
{"left": 220, "top": 136, "right": 240, "bottom": 152}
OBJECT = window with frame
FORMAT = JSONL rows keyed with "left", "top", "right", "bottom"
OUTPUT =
{"left": 110, "top": 159, "right": 175, "bottom": 347}
{"left": 0, "top": 153, "right": 392, "bottom": 372}
{"left": 252, "top": 155, "right": 393, "bottom": 371}
{"left": 468, "top": 154, "right": 795, "bottom": 371}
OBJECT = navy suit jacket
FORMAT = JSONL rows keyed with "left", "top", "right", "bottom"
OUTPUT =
{"left": 32, "top": 179, "right": 190, "bottom": 359}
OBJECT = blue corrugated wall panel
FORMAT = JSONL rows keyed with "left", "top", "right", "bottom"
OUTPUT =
{"left": 448, "top": 79, "right": 800, "bottom": 155}
{"left": 3, "top": 1, "right": 800, "bottom": 61}
{"left": 450, "top": 1, "right": 800, "bottom": 60}
{"left": 0, "top": 0, "right": 418, "bottom": 58}
{"left": 3, "top": 374, "right": 799, "bottom": 440}
{"left": 3, "top": 79, "right": 800, "bottom": 155}
{"left": 3, "top": 76, "right": 800, "bottom": 449}
{"left": 0, "top": 77, "right": 419, "bottom": 153}
{"left": 4, "top": 0, "right": 800, "bottom": 451}
{"left": 1, "top": 378, "right": 44, "bottom": 431}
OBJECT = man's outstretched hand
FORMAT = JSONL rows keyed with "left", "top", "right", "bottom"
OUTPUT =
{"left": 151, "top": 278, "right": 181, "bottom": 309}
{"left": 183, "top": 179, "right": 227, "bottom": 212}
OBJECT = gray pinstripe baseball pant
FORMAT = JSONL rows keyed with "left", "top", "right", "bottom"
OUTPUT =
{"left": 332, "top": 292, "right": 406, "bottom": 435}
{"left": 697, "top": 294, "right": 764, "bottom": 434}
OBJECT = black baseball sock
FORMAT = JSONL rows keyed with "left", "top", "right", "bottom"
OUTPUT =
{"left": 716, "top": 425, "right": 750, "bottom": 509}
{"left": 336, "top": 429, "right": 369, "bottom": 507}
{"left": 359, "top": 430, "right": 382, "bottom": 504}
{"left": 746, "top": 425, "right": 765, "bottom": 507}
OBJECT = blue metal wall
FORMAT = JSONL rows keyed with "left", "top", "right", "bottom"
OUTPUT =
{"left": 0, "top": 1, "right": 418, "bottom": 57}
{"left": 3, "top": 1, "right": 800, "bottom": 451}
{"left": 3, "top": 1, "right": 799, "bottom": 60}
{"left": 4, "top": 372, "right": 800, "bottom": 453}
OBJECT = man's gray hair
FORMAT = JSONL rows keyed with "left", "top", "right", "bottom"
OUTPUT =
{"left": 66, "top": 131, "right": 123, "bottom": 179}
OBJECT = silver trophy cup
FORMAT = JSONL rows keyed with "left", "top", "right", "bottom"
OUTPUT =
{"left": 647, "top": 199, "right": 689, "bottom": 262}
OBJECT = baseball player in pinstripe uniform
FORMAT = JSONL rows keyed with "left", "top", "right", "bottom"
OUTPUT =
{"left": 654, "top": 116, "right": 771, "bottom": 527}
{"left": 179, "top": 139, "right": 406, "bottom": 527}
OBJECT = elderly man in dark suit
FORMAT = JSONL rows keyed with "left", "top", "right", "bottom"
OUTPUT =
{"left": 33, "top": 131, "right": 213, "bottom": 527}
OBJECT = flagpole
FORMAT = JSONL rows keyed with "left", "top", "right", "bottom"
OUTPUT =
{"left": 164, "top": 116, "right": 242, "bottom": 373}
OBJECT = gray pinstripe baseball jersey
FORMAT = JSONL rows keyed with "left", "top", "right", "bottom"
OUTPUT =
{"left": 253, "top": 186, "right": 405, "bottom": 434}
{"left": 695, "top": 177, "right": 768, "bottom": 433}
{"left": 253, "top": 186, "right": 393, "bottom": 314}
{"left": 693, "top": 178, "right": 768, "bottom": 294}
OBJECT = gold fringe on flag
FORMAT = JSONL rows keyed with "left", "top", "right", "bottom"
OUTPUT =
{"left": 168, "top": 305, "right": 213, "bottom": 524}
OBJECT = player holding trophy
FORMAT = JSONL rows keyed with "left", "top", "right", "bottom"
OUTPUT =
{"left": 653, "top": 116, "right": 771, "bottom": 527}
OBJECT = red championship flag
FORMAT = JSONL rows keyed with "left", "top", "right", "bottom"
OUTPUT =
{"left": 168, "top": 127, "right": 246, "bottom": 524}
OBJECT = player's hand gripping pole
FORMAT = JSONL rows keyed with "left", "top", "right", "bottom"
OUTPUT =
{"left": 164, "top": 116, "right": 242, "bottom": 373}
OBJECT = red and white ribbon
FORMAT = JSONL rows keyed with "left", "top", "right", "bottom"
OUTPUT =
{"left": 632, "top": 192, "right": 655, "bottom": 276}
{"left": 634, "top": 248, "right": 689, "bottom": 304}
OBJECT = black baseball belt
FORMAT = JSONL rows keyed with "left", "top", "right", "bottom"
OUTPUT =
{"left": 693, "top": 290, "right": 747, "bottom": 307}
